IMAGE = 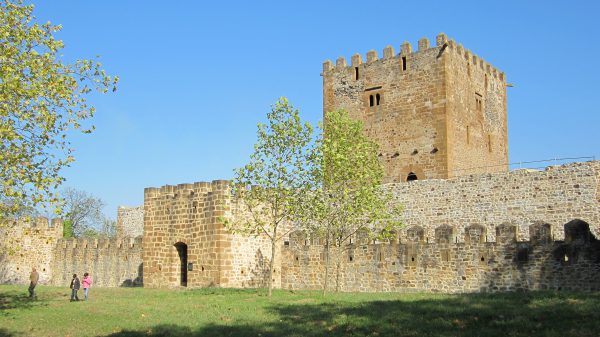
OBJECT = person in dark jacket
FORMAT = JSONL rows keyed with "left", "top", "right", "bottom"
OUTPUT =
{"left": 69, "top": 274, "right": 80, "bottom": 301}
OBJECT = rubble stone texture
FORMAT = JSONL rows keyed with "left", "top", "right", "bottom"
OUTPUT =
{"left": 117, "top": 206, "right": 144, "bottom": 238}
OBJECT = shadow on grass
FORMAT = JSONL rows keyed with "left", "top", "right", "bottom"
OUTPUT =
{"left": 0, "top": 290, "right": 47, "bottom": 314}
{"left": 101, "top": 291, "right": 600, "bottom": 337}
{"left": 0, "top": 328, "right": 14, "bottom": 337}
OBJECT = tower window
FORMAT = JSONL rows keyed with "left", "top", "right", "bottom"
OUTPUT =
{"left": 407, "top": 172, "right": 418, "bottom": 181}
{"left": 488, "top": 134, "right": 492, "bottom": 153}
{"left": 376, "top": 93, "right": 381, "bottom": 106}
{"left": 369, "top": 95, "right": 374, "bottom": 107}
{"left": 402, "top": 56, "right": 407, "bottom": 71}
{"left": 355, "top": 67, "right": 359, "bottom": 80}
{"left": 466, "top": 125, "right": 470, "bottom": 144}
{"left": 475, "top": 93, "right": 483, "bottom": 112}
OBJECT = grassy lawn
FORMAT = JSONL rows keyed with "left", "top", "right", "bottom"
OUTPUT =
{"left": 0, "top": 285, "right": 599, "bottom": 337}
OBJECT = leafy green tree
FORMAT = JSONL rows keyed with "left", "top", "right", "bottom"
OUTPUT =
{"left": 0, "top": 0, "right": 118, "bottom": 220}
{"left": 301, "top": 109, "right": 403, "bottom": 294}
{"left": 62, "top": 187, "right": 105, "bottom": 237}
{"left": 227, "top": 97, "right": 314, "bottom": 297}
{"left": 62, "top": 219, "right": 74, "bottom": 238}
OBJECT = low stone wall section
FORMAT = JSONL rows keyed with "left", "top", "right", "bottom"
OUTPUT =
{"left": 281, "top": 220, "right": 600, "bottom": 293}
{"left": 388, "top": 161, "right": 600, "bottom": 242}
{"left": 0, "top": 218, "right": 62, "bottom": 284}
{"left": 51, "top": 237, "right": 143, "bottom": 287}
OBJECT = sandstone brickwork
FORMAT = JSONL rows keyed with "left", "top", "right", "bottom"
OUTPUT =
{"left": 143, "top": 180, "right": 276, "bottom": 288}
{"left": 323, "top": 33, "right": 508, "bottom": 183}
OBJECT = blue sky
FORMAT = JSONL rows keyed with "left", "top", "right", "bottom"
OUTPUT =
{"left": 30, "top": 0, "right": 600, "bottom": 219}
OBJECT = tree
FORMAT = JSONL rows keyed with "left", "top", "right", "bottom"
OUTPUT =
{"left": 0, "top": 0, "right": 118, "bottom": 220}
{"left": 62, "top": 187, "right": 105, "bottom": 237}
{"left": 99, "top": 216, "right": 116, "bottom": 237}
{"left": 301, "top": 109, "right": 402, "bottom": 294}
{"left": 227, "top": 97, "right": 314, "bottom": 297}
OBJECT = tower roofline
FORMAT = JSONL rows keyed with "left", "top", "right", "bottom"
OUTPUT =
{"left": 322, "top": 33, "right": 505, "bottom": 82}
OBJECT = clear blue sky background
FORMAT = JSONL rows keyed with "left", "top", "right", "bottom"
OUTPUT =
{"left": 30, "top": 0, "right": 600, "bottom": 219}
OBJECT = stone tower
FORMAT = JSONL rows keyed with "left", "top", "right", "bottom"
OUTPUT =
{"left": 322, "top": 33, "right": 508, "bottom": 183}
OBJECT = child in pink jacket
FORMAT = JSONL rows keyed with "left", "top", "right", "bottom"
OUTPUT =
{"left": 82, "top": 273, "right": 93, "bottom": 301}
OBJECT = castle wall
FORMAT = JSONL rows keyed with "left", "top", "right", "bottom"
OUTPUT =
{"left": 445, "top": 39, "right": 508, "bottom": 176}
{"left": 50, "top": 237, "right": 143, "bottom": 287}
{"left": 116, "top": 206, "right": 144, "bottom": 238}
{"left": 143, "top": 180, "right": 275, "bottom": 288}
{"left": 0, "top": 218, "right": 142, "bottom": 288}
{"left": 323, "top": 37, "right": 449, "bottom": 183}
{"left": 389, "top": 161, "right": 600, "bottom": 242}
{"left": 282, "top": 221, "right": 600, "bottom": 293}
{"left": 0, "top": 218, "right": 62, "bottom": 284}
{"left": 323, "top": 33, "right": 509, "bottom": 183}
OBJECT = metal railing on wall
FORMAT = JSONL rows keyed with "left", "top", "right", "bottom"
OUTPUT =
{"left": 450, "top": 156, "right": 596, "bottom": 175}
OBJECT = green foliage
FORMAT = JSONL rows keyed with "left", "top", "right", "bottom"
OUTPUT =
{"left": 0, "top": 0, "right": 118, "bottom": 219}
{"left": 81, "top": 227, "right": 100, "bottom": 239}
{"left": 62, "top": 219, "right": 73, "bottom": 238}
{"left": 300, "top": 109, "right": 403, "bottom": 293}
{"left": 228, "top": 97, "right": 314, "bottom": 296}
{"left": 0, "top": 285, "right": 599, "bottom": 337}
{"left": 62, "top": 187, "right": 105, "bottom": 236}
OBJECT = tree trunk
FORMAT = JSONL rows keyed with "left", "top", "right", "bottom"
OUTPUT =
{"left": 323, "top": 233, "right": 330, "bottom": 296}
{"left": 268, "top": 227, "right": 277, "bottom": 297}
{"left": 335, "top": 261, "right": 341, "bottom": 292}
{"left": 335, "top": 247, "right": 341, "bottom": 292}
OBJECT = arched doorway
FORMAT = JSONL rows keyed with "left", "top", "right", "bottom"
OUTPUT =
{"left": 174, "top": 242, "right": 188, "bottom": 287}
{"left": 407, "top": 172, "right": 418, "bottom": 181}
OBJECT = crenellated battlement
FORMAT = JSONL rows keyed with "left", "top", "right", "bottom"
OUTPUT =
{"left": 322, "top": 33, "right": 509, "bottom": 183}
{"left": 283, "top": 219, "right": 600, "bottom": 292}
{"left": 322, "top": 33, "right": 504, "bottom": 80}
{"left": 286, "top": 221, "right": 585, "bottom": 250}
{"left": 57, "top": 236, "right": 142, "bottom": 250}
{"left": 144, "top": 179, "right": 231, "bottom": 200}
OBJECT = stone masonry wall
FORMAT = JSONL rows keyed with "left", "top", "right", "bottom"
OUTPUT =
{"left": 445, "top": 38, "right": 508, "bottom": 176}
{"left": 322, "top": 33, "right": 508, "bottom": 183}
{"left": 282, "top": 220, "right": 600, "bottom": 293}
{"left": 0, "top": 218, "right": 142, "bottom": 287}
{"left": 51, "top": 237, "right": 143, "bottom": 287}
{"left": 323, "top": 36, "right": 448, "bottom": 182}
{"left": 117, "top": 206, "right": 144, "bottom": 238}
{"left": 389, "top": 161, "right": 600, "bottom": 242}
{"left": 143, "top": 180, "right": 275, "bottom": 288}
{"left": 0, "top": 218, "right": 62, "bottom": 284}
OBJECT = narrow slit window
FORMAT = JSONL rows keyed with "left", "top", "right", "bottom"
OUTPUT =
{"left": 488, "top": 134, "right": 492, "bottom": 153}
{"left": 369, "top": 95, "right": 374, "bottom": 107}
{"left": 355, "top": 67, "right": 359, "bottom": 80}
{"left": 466, "top": 125, "right": 470, "bottom": 144}
{"left": 402, "top": 56, "right": 407, "bottom": 71}
{"left": 376, "top": 93, "right": 381, "bottom": 106}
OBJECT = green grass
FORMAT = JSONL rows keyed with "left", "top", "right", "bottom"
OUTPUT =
{"left": 0, "top": 285, "right": 599, "bottom": 337}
